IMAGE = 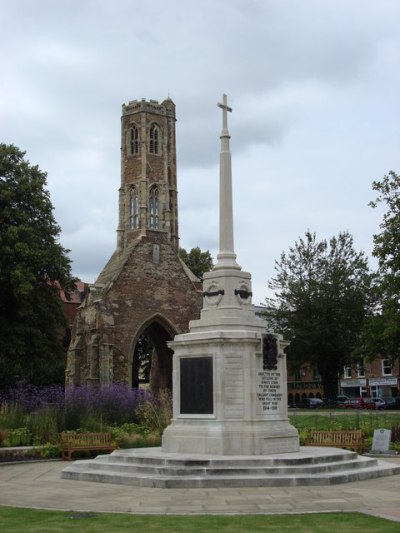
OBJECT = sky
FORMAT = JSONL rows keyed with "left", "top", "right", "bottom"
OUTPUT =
{"left": 1, "top": 0, "right": 400, "bottom": 306}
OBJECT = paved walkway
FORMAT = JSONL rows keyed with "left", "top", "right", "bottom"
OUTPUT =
{"left": 1, "top": 457, "right": 400, "bottom": 522}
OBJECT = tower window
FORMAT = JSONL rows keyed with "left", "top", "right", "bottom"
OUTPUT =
{"left": 149, "top": 186, "right": 159, "bottom": 229}
{"left": 149, "top": 124, "right": 159, "bottom": 154}
{"left": 130, "top": 125, "right": 139, "bottom": 155}
{"left": 129, "top": 187, "right": 139, "bottom": 229}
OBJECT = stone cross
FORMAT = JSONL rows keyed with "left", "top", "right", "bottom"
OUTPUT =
{"left": 218, "top": 94, "right": 232, "bottom": 133}
{"left": 216, "top": 94, "right": 239, "bottom": 270}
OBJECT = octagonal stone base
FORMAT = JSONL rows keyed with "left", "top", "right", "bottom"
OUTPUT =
{"left": 162, "top": 419, "right": 299, "bottom": 455}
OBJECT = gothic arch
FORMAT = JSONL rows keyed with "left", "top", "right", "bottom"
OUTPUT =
{"left": 128, "top": 314, "right": 177, "bottom": 393}
{"left": 129, "top": 185, "right": 139, "bottom": 229}
{"left": 148, "top": 185, "right": 159, "bottom": 229}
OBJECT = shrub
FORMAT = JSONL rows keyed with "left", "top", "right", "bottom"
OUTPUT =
{"left": 37, "top": 442, "right": 60, "bottom": 459}
{"left": 391, "top": 424, "right": 400, "bottom": 442}
{"left": 391, "top": 442, "right": 400, "bottom": 453}
{"left": 0, "top": 402, "right": 26, "bottom": 430}
{"left": 0, "top": 381, "right": 64, "bottom": 413}
{"left": 64, "top": 384, "right": 149, "bottom": 429}
{"left": 28, "top": 408, "right": 59, "bottom": 445}
{"left": 0, "top": 382, "right": 168, "bottom": 449}
{"left": 117, "top": 433, "right": 147, "bottom": 448}
{"left": 146, "top": 432, "right": 162, "bottom": 447}
{"left": 135, "top": 390, "right": 172, "bottom": 435}
{"left": 297, "top": 428, "right": 310, "bottom": 445}
{"left": 2, "top": 428, "right": 32, "bottom": 447}
{"left": 0, "top": 429, "right": 10, "bottom": 446}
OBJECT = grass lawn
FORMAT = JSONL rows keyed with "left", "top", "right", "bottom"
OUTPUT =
{"left": 0, "top": 508, "right": 398, "bottom": 532}
{"left": 289, "top": 412, "right": 400, "bottom": 429}
{"left": 289, "top": 412, "right": 400, "bottom": 434}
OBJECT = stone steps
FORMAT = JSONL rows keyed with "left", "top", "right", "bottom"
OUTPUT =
{"left": 66, "top": 456, "right": 376, "bottom": 476}
{"left": 61, "top": 446, "right": 400, "bottom": 488}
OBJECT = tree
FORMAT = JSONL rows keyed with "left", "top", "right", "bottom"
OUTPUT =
{"left": 265, "top": 231, "right": 371, "bottom": 400}
{"left": 358, "top": 171, "right": 400, "bottom": 361}
{"left": 179, "top": 246, "right": 213, "bottom": 280}
{"left": 0, "top": 144, "right": 76, "bottom": 389}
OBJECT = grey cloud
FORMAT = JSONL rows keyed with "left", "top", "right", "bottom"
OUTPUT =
{"left": 1, "top": 0, "right": 400, "bottom": 306}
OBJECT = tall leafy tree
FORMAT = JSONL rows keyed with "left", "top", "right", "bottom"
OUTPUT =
{"left": 358, "top": 171, "right": 400, "bottom": 361}
{"left": 265, "top": 231, "right": 371, "bottom": 400}
{"left": 0, "top": 144, "right": 75, "bottom": 388}
{"left": 179, "top": 246, "right": 213, "bottom": 280}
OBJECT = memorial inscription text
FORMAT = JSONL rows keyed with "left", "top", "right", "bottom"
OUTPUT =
{"left": 257, "top": 370, "right": 283, "bottom": 412}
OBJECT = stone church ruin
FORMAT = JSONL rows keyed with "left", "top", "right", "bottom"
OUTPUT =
{"left": 66, "top": 98, "right": 202, "bottom": 391}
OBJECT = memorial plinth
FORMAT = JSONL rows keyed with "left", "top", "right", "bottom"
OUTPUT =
{"left": 162, "top": 95, "right": 299, "bottom": 455}
{"left": 161, "top": 267, "right": 299, "bottom": 455}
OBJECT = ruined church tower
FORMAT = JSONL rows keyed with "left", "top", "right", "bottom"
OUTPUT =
{"left": 66, "top": 98, "right": 202, "bottom": 390}
{"left": 117, "top": 98, "right": 179, "bottom": 251}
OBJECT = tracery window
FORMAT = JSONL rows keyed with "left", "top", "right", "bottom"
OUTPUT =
{"left": 130, "top": 125, "right": 139, "bottom": 155}
{"left": 129, "top": 187, "right": 139, "bottom": 228}
{"left": 149, "top": 186, "right": 159, "bottom": 229}
{"left": 149, "top": 124, "right": 159, "bottom": 154}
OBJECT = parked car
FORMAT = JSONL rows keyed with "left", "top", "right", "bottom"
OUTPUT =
{"left": 296, "top": 398, "right": 324, "bottom": 409}
{"left": 337, "top": 395, "right": 349, "bottom": 407}
{"left": 337, "top": 395, "right": 349, "bottom": 402}
{"left": 322, "top": 397, "right": 337, "bottom": 408}
{"left": 363, "top": 398, "right": 385, "bottom": 410}
{"left": 343, "top": 397, "right": 368, "bottom": 409}
{"left": 372, "top": 398, "right": 386, "bottom": 409}
{"left": 379, "top": 397, "right": 400, "bottom": 410}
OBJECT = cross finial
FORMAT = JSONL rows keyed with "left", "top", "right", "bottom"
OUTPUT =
{"left": 217, "top": 94, "right": 232, "bottom": 131}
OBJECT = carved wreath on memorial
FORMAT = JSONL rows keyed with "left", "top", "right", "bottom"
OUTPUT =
{"left": 203, "top": 282, "right": 224, "bottom": 305}
{"left": 262, "top": 334, "right": 278, "bottom": 370}
{"left": 234, "top": 282, "right": 252, "bottom": 306}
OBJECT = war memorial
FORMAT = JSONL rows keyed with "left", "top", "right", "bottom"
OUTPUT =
{"left": 62, "top": 95, "right": 400, "bottom": 487}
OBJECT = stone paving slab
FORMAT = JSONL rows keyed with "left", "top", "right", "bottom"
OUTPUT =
{"left": 0, "top": 458, "right": 399, "bottom": 521}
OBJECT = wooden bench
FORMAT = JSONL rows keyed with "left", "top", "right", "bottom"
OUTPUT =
{"left": 61, "top": 432, "right": 117, "bottom": 461}
{"left": 304, "top": 430, "right": 364, "bottom": 454}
